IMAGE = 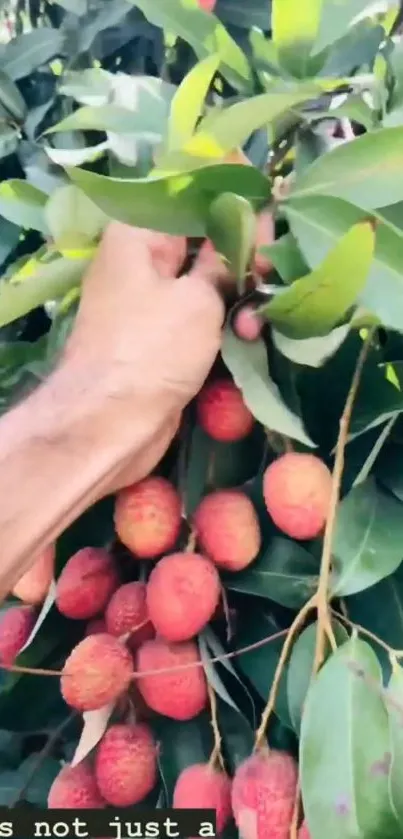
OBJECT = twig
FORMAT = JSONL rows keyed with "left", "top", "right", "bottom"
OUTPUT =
{"left": 290, "top": 780, "right": 301, "bottom": 839}
{"left": 254, "top": 595, "right": 316, "bottom": 751}
{"left": 313, "top": 328, "right": 375, "bottom": 672}
{"left": 332, "top": 608, "right": 402, "bottom": 657}
{"left": 10, "top": 711, "right": 76, "bottom": 807}
{"left": 207, "top": 683, "right": 224, "bottom": 771}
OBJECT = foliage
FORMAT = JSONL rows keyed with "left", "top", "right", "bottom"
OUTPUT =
{"left": 2, "top": 0, "right": 403, "bottom": 837}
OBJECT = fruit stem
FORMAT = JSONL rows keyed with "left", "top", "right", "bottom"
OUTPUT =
{"left": 207, "top": 683, "right": 224, "bottom": 770}
{"left": 253, "top": 594, "right": 317, "bottom": 751}
{"left": 290, "top": 779, "right": 301, "bottom": 839}
{"left": 313, "top": 327, "right": 375, "bottom": 673}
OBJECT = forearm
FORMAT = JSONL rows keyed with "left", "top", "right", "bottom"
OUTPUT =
{"left": 0, "top": 363, "right": 159, "bottom": 602}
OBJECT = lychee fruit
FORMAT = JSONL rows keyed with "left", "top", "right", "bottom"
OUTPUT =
{"left": 12, "top": 544, "right": 55, "bottom": 605}
{"left": 48, "top": 761, "right": 105, "bottom": 808}
{"left": 61, "top": 633, "right": 133, "bottom": 712}
{"left": 194, "top": 490, "right": 261, "bottom": 571}
{"left": 263, "top": 452, "right": 332, "bottom": 541}
{"left": 95, "top": 723, "right": 157, "bottom": 806}
{"left": 136, "top": 638, "right": 207, "bottom": 720}
{"left": 146, "top": 552, "right": 220, "bottom": 642}
{"left": 198, "top": 0, "right": 216, "bottom": 10}
{"left": 0, "top": 605, "right": 36, "bottom": 665}
{"left": 105, "top": 581, "right": 154, "bottom": 651}
{"left": 85, "top": 617, "right": 107, "bottom": 637}
{"left": 299, "top": 822, "right": 310, "bottom": 839}
{"left": 233, "top": 305, "right": 264, "bottom": 343}
{"left": 56, "top": 547, "right": 119, "bottom": 620}
{"left": 114, "top": 476, "right": 182, "bottom": 559}
{"left": 231, "top": 750, "right": 298, "bottom": 839}
{"left": 173, "top": 764, "right": 232, "bottom": 835}
{"left": 197, "top": 379, "right": 254, "bottom": 443}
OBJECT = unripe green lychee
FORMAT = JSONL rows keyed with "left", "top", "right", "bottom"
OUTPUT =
{"left": 0, "top": 605, "right": 36, "bottom": 665}
{"left": 197, "top": 380, "right": 254, "bottom": 442}
{"left": 146, "top": 552, "right": 220, "bottom": 641}
{"left": 61, "top": 633, "right": 133, "bottom": 712}
{"left": 173, "top": 763, "right": 232, "bottom": 835}
{"left": 114, "top": 476, "right": 182, "bottom": 559}
{"left": 194, "top": 490, "right": 261, "bottom": 571}
{"left": 48, "top": 761, "right": 105, "bottom": 808}
{"left": 263, "top": 452, "right": 332, "bottom": 541}
{"left": 136, "top": 638, "right": 207, "bottom": 720}
{"left": 105, "top": 581, "right": 154, "bottom": 651}
{"left": 232, "top": 750, "right": 298, "bottom": 839}
{"left": 56, "top": 547, "right": 118, "bottom": 620}
{"left": 95, "top": 723, "right": 157, "bottom": 806}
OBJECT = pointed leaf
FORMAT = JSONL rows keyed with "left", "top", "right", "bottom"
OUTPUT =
{"left": 66, "top": 164, "right": 268, "bottom": 237}
{"left": 1, "top": 29, "right": 65, "bottom": 81}
{"left": 221, "top": 327, "right": 315, "bottom": 446}
{"left": 0, "top": 180, "right": 48, "bottom": 233}
{"left": 272, "top": 0, "right": 322, "bottom": 78}
{"left": 20, "top": 581, "right": 56, "bottom": 653}
{"left": 0, "top": 70, "right": 26, "bottom": 122}
{"left": 313, "top": 0, "right": 391, "bottom": 55}
{"left": 46, "top": 104, "right": 163, "bottom": 136}
{"left": 198, "top": 633, "right": 241, "bottom": 714}
{"left": 45, "top": 185, "right": 106, "bottom": 252}
{"left": 331, "top": 478, "right": 403, "bottom": 598}
{"left": 45, "top": 142, "right": 109, "bottom": 168}
{"left": 72, "top": 703, "right": 114, "bottom": 767}
{"left": 207, "top": 193, "right": 256, "bottom": 286}
{"left": 259, "top": 232, "right": 308, "bottom": 285}
{"left": 59, "top": 68, "right": 113, "bottom": 107}
{"left": 300, "top": 637, "right": 398, "bottom": 839}
{"left": 272, "top": 325, "right": 350, "bottom": 368}
{"left": 201, "top": 627, "right": 256, "bottom": 725}
{"left": 167, "top": 54, "right": 219, "bottom": 151}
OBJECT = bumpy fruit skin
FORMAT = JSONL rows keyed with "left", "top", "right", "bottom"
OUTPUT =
{"left": 174, "top": 764, "right": 232, "bottom": 835}
{"left": 233, "top": 305, "right": 264, "bottom": 343}
{"left": 194, "top": 490, "right": 261, "bottom": 571}
{"left": 95, "top": 723, "right": 157, "bottom": 806}
{"left": 263, "top": 453, "right": 332, "bottom": 541}
{"left": 105, "top": 582, "right": 154, "bottom": 651}
{"left": 146, "top": 552, "right": 220, "bottom": 642}
{"left": 61, "top": 633, "right": 133, "bottom": 712}
{"left": 114, "top": 476, "right": 182, "bottom": 559}
{"left": 197, "top": 380, "right": 254, "bottom": 443}
{"left": 298, "top": 822, "right": 310, "bottom": 839}
{"left": 48, "top": 761, "right": 105, "bottom": 808}
{"left": 0, "top": 605, "right": 36, "bottom": 665}
{"left": 136, "top": 638, "right": 207, "bottom": 720}
{"left": 56, "top": 547, "right": 118, "bottom": 620}
{"left": 12, "top": 544, "right": 55, "bottom": 605}
{"left": 85, "top": 618, "right": 107, "bottom": 637}
{"left": 232, "top": 751, "right": 298, "bottom": 839}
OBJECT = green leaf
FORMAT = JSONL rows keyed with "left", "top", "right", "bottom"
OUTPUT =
{"left": 347, "top": 563, "right": 403, "bottom": 661}
{"left": 224, "top": 535, "right": 318, "bottom": 609}
{"left": 0, "top": 126, "right": 18, "bottom": 161}
{"left": 0, "top": 180, "right": 48, "bottom": 233}
{"left": 152, "top": 713, "right": 214, "bottom": 803}
{"left": 259, "top": 221, "right": 375, "bottom": 339}
{"left": 331, "top": 478, "right": 403, "bottom": 598}
{"left": 167, "top": 53, "right": 219, "bottom": 151}
{"left": 221, "top": 327, "right": 315, "bottom": 447}
{"left": 260, "top": 232, "right": 309, "bottom": 285}
{"left": 59, "top": 68, "right": 113, "bottom": 107}
{"left": 44, "top": 185, "right": 107, "bottom": 252}
{"left": 0, "top": 253, "right": 90, "bottom": 329}
{"left": 285, "top": 196, "right": 403, "bottom": 334}
{"left": 199, "top": 633, "right": 242, "bottom": 714}
{"left": 45, "top": 142, "right": 109, "bottom": 168}
{"left": 300, "top": 637, "right": 398, "bottom": 839}
{"left": 312, "top": 0, "right": 388, "bottom": 56}
{"left": 66, "top": 163, "right": 268, "bottom": 237}
{"left": 289, "top": 127, "right": 403, "bottom": 210}
{"left": 128, "top": 0, "right": 252, "bottom": 93}
{"left": 46, "top": 104, "right": 164, "bottom": 136}
{"left": 272, "top": 325, "right": 350, "bottom": 368}
{"left": 216, "top": 702, "right": 255, "bottom": 774}
{"left": 386, "top": 663, "right": 403, "bottom": 828}
{"left": 287, "top": 621, "right": 349, "bottom": 735}
{"left": 207, "top": 193, "right": 256, "bottom": 287}
{"left": 1, "top": 28, "right": 65, "bottom": 81}
{"left": 272, "top": 0, "right": 322, "bottom": 78}
{"left": 0, "top": 70, "right": 26, "bottom": 121}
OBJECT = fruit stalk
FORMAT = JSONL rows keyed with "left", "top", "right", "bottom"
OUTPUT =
{"left": 207, "top": 682, "right": 224, "bottom": 770}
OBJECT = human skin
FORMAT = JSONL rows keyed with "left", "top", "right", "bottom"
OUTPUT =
{"left": 0, "top": 215, "right": 272, "bottom": 602}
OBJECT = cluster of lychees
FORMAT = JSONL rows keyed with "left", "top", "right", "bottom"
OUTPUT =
{"left": 0, "top": 377, "right": 332, "bottom": 837}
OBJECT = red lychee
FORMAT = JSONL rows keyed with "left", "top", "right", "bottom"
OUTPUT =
{"left": 136, "top": 638, "right": 207, "bottom": 720}
{"left": 194, "top": 490, "right": 261, "bottom": 571}
{"left": 299, "top": 822, "right": 310, "bottom": 839}
{"left": 233, "top": 305, "right": 264, "bottom": 343}
{"left": 105, "top": 581, "right": 154, "bottom": 651}
{"left": 0, "top": 605, "right": 36, "bottom": 665}
{"left": 198, "top": 0, "right": 216, "bottom": 10}
{"left": 85, "top": 617, "right": 107, "bottom": 637}
{"left": 114, "top": 476, "right": 182, "bottom": 559}
{"left": 173, "top": 763, "right": 232, "bottom": 835}
{"left": 146, "top": 552, "right": 220, "bottom": 642}
{"left": 95, "top": 723, "right": 157, "bottom": 806}
{"left": 263, "top": 452, "right": 332, "bottom": 541}
{"left": 61, "top": 633, "right": 133, "bottom": 712}
{"left": 56, "top": 547, "right": 118, "bottom": 620}
{"left": 12, "top": 544, "right": 55, "bottom": 605}
{"left": 197, "top": 379, "right": 254, "bottom": 443}
{"left": 48, "top": 761, "right": 105, "bottom": 808}
{"left": 232, "top": 750, "right": 298, "bottom": 839}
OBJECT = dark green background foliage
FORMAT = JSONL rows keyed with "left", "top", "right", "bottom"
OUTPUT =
{"left": 3, "top": 2, "right": 403, "bottom": 838}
